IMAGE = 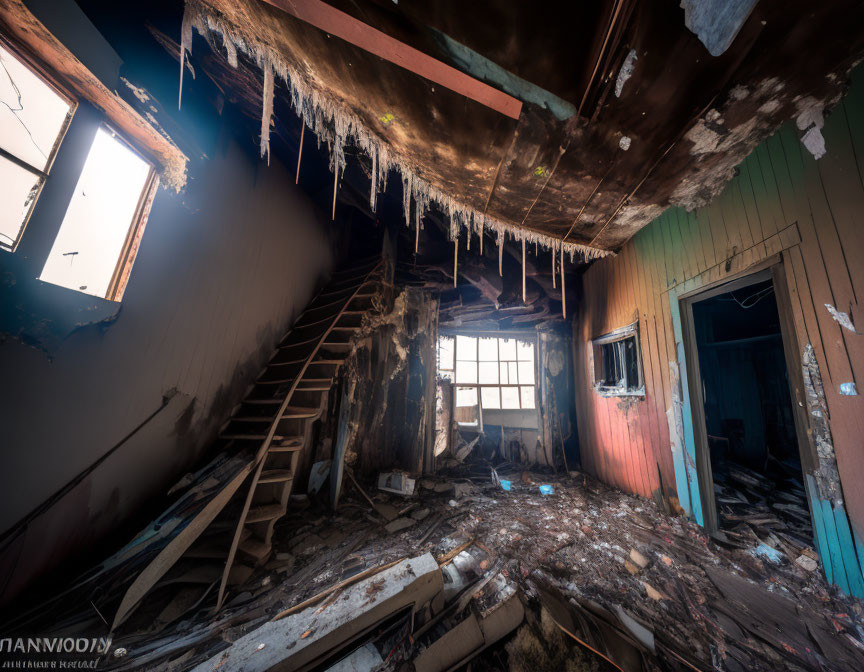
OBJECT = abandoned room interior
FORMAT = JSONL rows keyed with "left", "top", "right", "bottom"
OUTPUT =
{"left": 3, "top": 0, "right": 864, "bottom": 670}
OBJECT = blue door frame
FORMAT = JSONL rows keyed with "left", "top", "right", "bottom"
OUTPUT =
{"left": 667, "top": 281, "right": 864, "bottom": 598}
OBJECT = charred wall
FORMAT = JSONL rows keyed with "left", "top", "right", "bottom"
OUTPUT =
{"left": 313, "top": 287, "right": 438, "bottom": 485}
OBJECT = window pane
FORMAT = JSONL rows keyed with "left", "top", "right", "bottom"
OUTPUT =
{"left": 478, "top": 337, "right": 498, "bottom": 361}
{"left": 624, "top": 336, "right": 640, "bottom": 389}
{"left": 480, "top": 386, "right": 500, "bottom": 409}
{"left": 499, "top": 362, "right": 509, "bottom": 384}
{"left": 440, "top": 370, "right": 454, "bottom": 383}
{"left": 0, "top": 156, "right": 41, "bottom": 249}
{"left": 518, "top": 361, "right": 535, "bottom": 385}
{"left": 517, "top": 341, "right": 534, "bottom": 362}
{"left": 455, "top": 386, "right": 477, "bottom": 407}
{"left": 520, "top": 386, "right": 535, "bottom": 409}
{"left": 455, "top": 359, "right": 477, "bottom": 384}
{"left": 498, "top": 338, "right": 516, "bottom": 360}
{"left": 40, "top": 128, "right": 150, "bottom": 298}
{"left": 0, "top": 44, "right": 72, "bottom": 171}
{"left": 456, "top": 335, "right": 477, "bottom": 361}
{"left": 501, "top": 386, "right": 520, "bottom": 409}
{"left": 508, "top": 362, "right": 519, "bottom": 384}
{"left": 478, "top": 361, "right": 498, "bottom": 384}
{"left": 438, "top": 335, "right": 454, "bottom": 371}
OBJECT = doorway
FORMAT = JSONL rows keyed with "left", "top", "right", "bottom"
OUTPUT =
{"left": 681, "top": 267, "right": 814, "bottom": 550}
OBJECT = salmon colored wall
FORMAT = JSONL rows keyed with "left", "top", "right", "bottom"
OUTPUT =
{"left": 574, "top": 69, "right": 864, "bottom": 540}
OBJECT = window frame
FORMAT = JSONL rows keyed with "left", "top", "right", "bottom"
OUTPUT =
{"left": 591, "top": 322, "right": 645, "bottom": 398}
{"left": 99, "top": 125, "right": 159, "bottom": 302}
{"left": 0, "top": 34, "right": 77, "bottom": 251}
{"left": 438, "top": 333, "right": 538, "bottom": 411}
{"left": 37, "top": 123, "right": 158, "bottom": 301}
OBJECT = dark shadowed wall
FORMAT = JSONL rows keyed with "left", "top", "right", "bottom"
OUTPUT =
{"left": 0, "top": 134, "right": 333, "bottom": 603}
{"left": 0, "top": 1, "right": 335, "bottom": 601}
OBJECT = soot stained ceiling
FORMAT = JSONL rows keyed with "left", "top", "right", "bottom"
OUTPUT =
{"left": 177, "top": 0, "right": 864, "bottom": 253}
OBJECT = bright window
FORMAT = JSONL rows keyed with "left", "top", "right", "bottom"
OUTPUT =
{"left": 40, "top": 127, "right": 153, "bottom": 299}
{"left": 438, "top": 335, "right": 536, "bottom": 410}
{"left": 0, "top": 41, "right": 74, "bottom": 250}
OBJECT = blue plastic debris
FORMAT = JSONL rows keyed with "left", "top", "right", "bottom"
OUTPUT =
{"left": 500, "top": 480, "right": 512, "bottom": 491}
{"left": 752, "top": 543, "right": 783, "bottom": 564}
{"left": 840, "top": 382, "right": 858, "bottom": 396}
{"left": 539, "top": 484, "right": 554, "bottom": 496}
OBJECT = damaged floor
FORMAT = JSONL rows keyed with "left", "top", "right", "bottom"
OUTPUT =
{"left": 92, "top": 466, "right": 864, "bottom": 671}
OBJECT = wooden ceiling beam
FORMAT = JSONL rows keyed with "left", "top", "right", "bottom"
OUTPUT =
{"left": 261, "top": 0, "right": 522, "bottom": 119}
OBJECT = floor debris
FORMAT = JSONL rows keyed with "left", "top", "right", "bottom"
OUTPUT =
{"left": 10, "top": 469, "right": 864, "bottom": 671}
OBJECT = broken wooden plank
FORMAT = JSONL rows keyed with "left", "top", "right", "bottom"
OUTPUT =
{"left": 190, "top": 554, "right": 442, "bottom": 672}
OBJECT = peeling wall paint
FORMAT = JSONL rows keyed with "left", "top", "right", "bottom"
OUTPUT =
{"left": 825, "top": 303, "right": 857, "bottom": 333}
{"left": 801, "top": 344, "right": 842, "bottom": 506}
{"left": 614, "top": 49, "right": 637, "bottom": 98}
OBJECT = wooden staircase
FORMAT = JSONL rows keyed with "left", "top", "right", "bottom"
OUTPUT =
{"left": 181, "top": 255, "right": 383, "bottom": 611}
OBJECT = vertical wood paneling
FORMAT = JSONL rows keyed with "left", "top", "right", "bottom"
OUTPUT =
{"left": 574, "top": 74, "right": 864, "bottom": 540}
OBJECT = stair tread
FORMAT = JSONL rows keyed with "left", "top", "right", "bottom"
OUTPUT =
{"left": 269, "top": 444, "right": 304, "bottom": 453}
{"left": 259, "top": 468, "right": 294, "bottom": 484}
{"left": 281, "top": 406, "right": 320, "bottom": 419}
{"left": 238, "top": 537, "right": 271, "bottom": 560}
{"left": 246, "top": 504, "right": 285, "bottom": 523}
{"left": 268, "top": 358, "right": 309, "bottom": 366}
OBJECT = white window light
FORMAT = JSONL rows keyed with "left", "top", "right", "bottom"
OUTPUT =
{"left": 438, "top": 334, "right": 537, "bottom": 410}
{"left": 40, "top": 126, "right": 154, "bottom": 300}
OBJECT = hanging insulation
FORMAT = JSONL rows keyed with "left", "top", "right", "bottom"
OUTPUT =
{"left": 561, "top": 246, "right": 566, "bottom": 318}
{"left": 332, "top": 170, "right": 338, "bottom": 220}
{"left": 522, "top": 238, "right": 526, "bottom": 303}
{"left": 453, "top": 236, "right": 458, "bottom": 288}
{"left": 295, "top": 123, "right": 304, "bottom": 184}
{"left": 180, "top": 0, "right": 614, "bottom": 263}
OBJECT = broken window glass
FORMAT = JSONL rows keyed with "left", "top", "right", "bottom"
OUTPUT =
{"left": 438, "top": 335, "right": 454, "bottom": 371}
{"left": 594, "top": 329, "right": 642, "bottom": 395}
{"left": 0, "top": 42, "right": 73, "bottom": 249}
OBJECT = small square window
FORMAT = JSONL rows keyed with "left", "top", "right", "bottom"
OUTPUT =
{"left": 0, "top": 41, "right": 74, "bottom": 250}
{"left": 592, "top": 324, "right": 644, "bottom": 397}
{"left": 39, "top": 126, "right": 155, "bottom": 300}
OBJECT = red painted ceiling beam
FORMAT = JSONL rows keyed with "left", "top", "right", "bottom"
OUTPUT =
{"left": 261, "top": 0, "right": 523, "bottom": 119}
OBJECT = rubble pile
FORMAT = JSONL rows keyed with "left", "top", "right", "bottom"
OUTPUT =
{"left": 92, "top": 467, "right": 864, "bottom": 671}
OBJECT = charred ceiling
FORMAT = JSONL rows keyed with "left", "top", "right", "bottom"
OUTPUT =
{"left": 167, "top": 0, "right": 864, "bottom": 255}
